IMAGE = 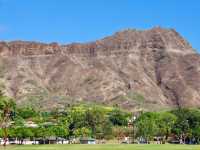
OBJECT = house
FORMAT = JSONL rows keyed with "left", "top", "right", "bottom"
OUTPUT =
{"left": 37, "top": 136, "right": 57, "bottom": 144}
{"left": 79, "top": 137, "right": 96, "bottom": 144}
{"left": 56, "top": 137, "right": 69, "bottom": 144}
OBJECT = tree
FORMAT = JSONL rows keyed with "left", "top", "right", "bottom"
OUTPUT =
{"left": 172, "top": 109, "right": 192, "bottom": 143}
{"left": 0, "top": 128, "right": 3, "bottom": 138}
{"left": 112, "top": 126, "right": 132, "bottom": 142}
{"left": 192, "top": 126, "right": 200, "bottom": 144}
{"left": 109, "top": 108, "right": 130, "bottom": 126}
{"left": 14, "top": 127, "right": 34, "bottom": 144}
{"left": 17, "top": 106, "right": 38, "bottom": 119}
{"left": 157, "top": 112, "right": 177, "bottom": 142}
{"left": 172, "top": 108, "right": 200, "bottom": 144}
{"left": 85, "top": 106, "right": 107, "bottom": 136}
{"left": 95, "top": 119, "right": 113, "bottom": 140}
{"left": 0, "top": 91, "right": 16, "bottom": 146}
{"left": 7, "top": 127, "right": 16, "bottom": 138}
{"left": 67, "top": 106, "right": 87, "bottom": 135}
{"left": 34, "top": 126, "right": 48, "bottom": 143}
{"left": 51, "top": 125, "right": 69, "bottom": 138}
{"left": 73, "top": 127, "right": 92, "bottom": 137}
{"left": 135, "top": 112, "right": 159, "bottom": 143}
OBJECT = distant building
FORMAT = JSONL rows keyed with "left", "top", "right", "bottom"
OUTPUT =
{"left": 79, "top": 137, "right": 96, "bottom": 144}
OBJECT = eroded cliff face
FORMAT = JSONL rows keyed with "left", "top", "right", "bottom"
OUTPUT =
{"left": 0, "top": 27, "right": 200, "bottom": 111}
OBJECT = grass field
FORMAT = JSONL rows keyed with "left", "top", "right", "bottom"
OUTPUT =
{"left": 2, "top": 144, "right": 200, "bottom": 150}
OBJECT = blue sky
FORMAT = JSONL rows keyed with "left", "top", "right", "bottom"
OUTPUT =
{"left": 0, "top": 0, "right": 200, "bottom": 52}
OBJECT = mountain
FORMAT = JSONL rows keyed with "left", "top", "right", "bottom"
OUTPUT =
{"left": 0, "top": 27, "right": 200, "bottom": 111}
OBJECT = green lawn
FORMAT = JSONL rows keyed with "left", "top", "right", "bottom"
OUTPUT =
{"left": 3, "top": 144, "right": 200, "bottom": 150}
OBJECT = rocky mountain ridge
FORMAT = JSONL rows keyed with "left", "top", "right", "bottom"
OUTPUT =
{"left": 0, "top": 27, "right": 200, "bottom": 111}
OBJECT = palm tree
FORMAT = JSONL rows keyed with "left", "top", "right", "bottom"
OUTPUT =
{"left": 0, "top": 91, "right": 16, "bottom": 146}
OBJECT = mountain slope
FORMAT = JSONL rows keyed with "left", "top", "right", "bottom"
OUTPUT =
{"left": 0, "top": 27, "right": 200, "bottom": 111}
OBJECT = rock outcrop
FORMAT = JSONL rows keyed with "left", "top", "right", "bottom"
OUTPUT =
{"left": 0, "top": 27, "right": 200, "bottom": 111}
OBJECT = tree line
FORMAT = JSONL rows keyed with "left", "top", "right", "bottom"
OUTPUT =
{"left": 1, "top": 93, "right": 200, "bottom": 145}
